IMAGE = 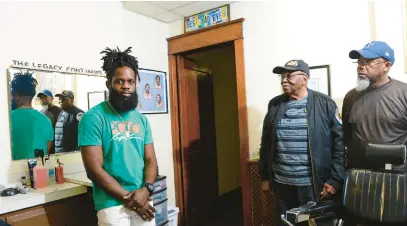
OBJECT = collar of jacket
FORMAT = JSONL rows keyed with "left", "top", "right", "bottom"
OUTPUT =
{"left": 281, "top": 88, "right": 315, "bottom": 113}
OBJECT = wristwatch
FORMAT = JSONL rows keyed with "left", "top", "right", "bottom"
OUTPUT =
{"left": 144, "top": 183, "right": 154, "bottom": 196}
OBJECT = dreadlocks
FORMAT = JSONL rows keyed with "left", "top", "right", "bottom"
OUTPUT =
{"left": 10, "top": 71, "right": 38, "bottom": 97}
{"left": 100, "top": 47, "right": 140, "bottom": 82}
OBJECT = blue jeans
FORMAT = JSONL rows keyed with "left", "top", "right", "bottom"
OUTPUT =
{"left": 273, "top": 181, "right": 315, "bottom": 226}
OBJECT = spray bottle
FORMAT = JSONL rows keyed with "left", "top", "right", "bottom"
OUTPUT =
{"left": 55, "top": 159, "right": 64, "bottom": 184}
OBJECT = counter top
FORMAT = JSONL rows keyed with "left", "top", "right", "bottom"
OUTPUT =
{"left": 0, "top": 182, "right": 87, "bottom": 215}
{"left": 64, "top": 172, "right": 92, "bottom": 187}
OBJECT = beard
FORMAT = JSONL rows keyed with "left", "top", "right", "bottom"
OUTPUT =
{"left": 355, "top": 77, "right": 370, "bottom": 92}
{"left": 41, "top": 104, "right": 49, "bottom": 111}
{"left": 108, "top": 88, "right": 139, "bottom": 112}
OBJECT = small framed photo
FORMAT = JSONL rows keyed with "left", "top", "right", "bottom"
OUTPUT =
{"left": 308, "top": 65, "right": 331, "bottom": 97}
{"left": 136, "top": 68, "right": 168, "bottom": 114}
{"left": 87, "top": 91, "right": 107, "bottom": 110}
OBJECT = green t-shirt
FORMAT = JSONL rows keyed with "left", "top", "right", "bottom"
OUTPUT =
{"left": 78, "top": 101, "right": 153, "bottom": 211}
{"left": 10, "top": 108, "right": 54, "bottom": 160}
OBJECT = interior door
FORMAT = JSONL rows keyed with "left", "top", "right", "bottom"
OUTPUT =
{"left": 177, "top": 55, "right": 219, "bottom": 226}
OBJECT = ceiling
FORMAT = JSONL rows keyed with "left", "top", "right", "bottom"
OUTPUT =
{"left": 122, "top": 1, "right": 234, "bottom": 23}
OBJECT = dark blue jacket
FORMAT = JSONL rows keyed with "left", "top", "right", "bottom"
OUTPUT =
{"left": 259, "top": 89, "right": 345, "bottom": 200}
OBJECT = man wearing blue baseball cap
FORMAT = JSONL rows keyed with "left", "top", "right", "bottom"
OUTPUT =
{"left": 342, "top": 41, "right": 407, "bottom": 171}
{"left": 260, "top": 59, "right": 345, "bottom": 226}
{"left": 37, "top": 89, "right": 62, "bottom": 128}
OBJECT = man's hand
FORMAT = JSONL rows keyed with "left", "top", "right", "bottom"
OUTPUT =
{"left": 123, "top": 188, "right": 155, "bottom": 221}
{"left": 320, "top": 183, "right": 336, "bottom": 200}
{"left": 135, "top": 201, "right": 155, "bottom": 221}
{"left": 261, "top": 181, "right": 270, "bottom": 192}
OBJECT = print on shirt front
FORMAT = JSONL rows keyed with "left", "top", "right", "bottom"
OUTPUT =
{"left": 110, "top": 121, "right": 142, "bottom": 142}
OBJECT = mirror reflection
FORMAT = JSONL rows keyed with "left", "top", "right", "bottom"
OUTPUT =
{"left": 8, "top": 68, "right": 107, "bottom": 160}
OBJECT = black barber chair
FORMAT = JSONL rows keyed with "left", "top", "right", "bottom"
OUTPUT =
{"left": 281, "top": 143, "right": 407, "bottom": 226}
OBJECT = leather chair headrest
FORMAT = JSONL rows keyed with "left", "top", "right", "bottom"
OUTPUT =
{"left": 366, "top": 143, "right": 406, "bottom": 168}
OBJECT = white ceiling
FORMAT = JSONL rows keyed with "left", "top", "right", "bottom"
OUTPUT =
{"left": 122, "top": 1, "right": 234, "bottom": 23}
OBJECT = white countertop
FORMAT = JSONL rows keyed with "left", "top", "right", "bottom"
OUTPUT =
{"left": 0, "top": 182, "right": 87, "bottom": 215}
{"left": 64, "top": 172, "right": 92, "bottom": 187}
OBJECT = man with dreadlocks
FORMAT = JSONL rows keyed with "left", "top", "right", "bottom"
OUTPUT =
{"left": 79, "top": 47, "right": 158, "bottom": 226}
{"left": 10, "top": 71, "right": 54, "bottom": 160}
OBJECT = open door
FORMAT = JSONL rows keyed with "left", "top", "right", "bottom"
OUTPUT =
{"left": 177, "top": 56, "right": 219, "bottom": 225}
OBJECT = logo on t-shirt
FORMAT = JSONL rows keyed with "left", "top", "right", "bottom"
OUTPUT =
{"left": 110, "top": 121, "right": 142, "bottom": 141}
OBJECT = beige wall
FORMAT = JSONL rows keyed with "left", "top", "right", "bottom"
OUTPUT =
{"left": 188, "top": 44, "right": 241, "bottom": 195}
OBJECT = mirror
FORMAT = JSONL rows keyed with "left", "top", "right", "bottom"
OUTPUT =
{"left": 7, "top": 67, "right": 107, "bottom": 160}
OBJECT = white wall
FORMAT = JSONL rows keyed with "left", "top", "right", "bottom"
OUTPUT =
{"left": 0, "top": 2, "right": 176, "bottom": 206}
{"left": 169, "top": 0, "right": 407, "bottom": 157}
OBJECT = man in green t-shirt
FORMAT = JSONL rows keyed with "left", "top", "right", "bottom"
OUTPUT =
{"left": 10, "top": 72, "right": 54, "bottom": 160}
{"left": 79, "top": 47, "right": 158, "bottom": 226}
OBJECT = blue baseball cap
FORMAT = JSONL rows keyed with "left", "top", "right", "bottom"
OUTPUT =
{"left": 37, "top": 89, "right": 53, "bottom": 98}
{"left": 349, "top": 41, "right": 395, "bottom": 64}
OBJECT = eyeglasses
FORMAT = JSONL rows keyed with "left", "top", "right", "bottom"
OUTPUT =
{"left": 353, "top": 58, "right": 387, "bottom": 66}
{"left": 279, "top": 72, "right": 306, "bottom": 80}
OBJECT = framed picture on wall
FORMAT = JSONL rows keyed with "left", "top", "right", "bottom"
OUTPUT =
{"left": 87, "top": 91, "right": 107, "bottom": 110}
{"left": 136, "top": 68, "right": 168, "bottom": 114}
{"left": 308, "top": 65, "right": 331, "bottom": 97}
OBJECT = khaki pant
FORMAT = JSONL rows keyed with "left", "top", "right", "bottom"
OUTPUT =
{"left": 97, "top": 202, "right": 156, "bottom": 226}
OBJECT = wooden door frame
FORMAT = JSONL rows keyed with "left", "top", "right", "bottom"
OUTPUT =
{"left": 167, "top": 18, "right": 252, "bottom": 226}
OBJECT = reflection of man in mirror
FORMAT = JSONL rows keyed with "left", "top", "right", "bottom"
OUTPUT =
{"left": 10, "top": 71, "right": 54, "bottom": 160}
{"left": 156, "top": 94, "right": 163, "bottom": 108}
{"left": 154, "top": 75, "right": 161, "bottom": 89}
{"left": 144, "top": 83, "right": 152, "bottom": 99}
{"left": 37, "top": 89, "right": 62, "bottom": 128}
{"left": 79, "top": 46, "right": 158, "bottom": 225}
{"left": 54, "top": 90, "right": 84, "bottom": 153}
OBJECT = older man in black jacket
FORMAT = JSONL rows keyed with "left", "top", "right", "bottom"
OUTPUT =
{"left": 259, "top": 60, "right": 345, "bottom": 226}
{"left": 55, "top": 90, "right": 84, "bottom": 153}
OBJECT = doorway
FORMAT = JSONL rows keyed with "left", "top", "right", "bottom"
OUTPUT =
{"left": 179, "top": 43, "right": 242, "bottom": 225}
{"left": 167, "top": 19, "right": 251, "bottom": 226}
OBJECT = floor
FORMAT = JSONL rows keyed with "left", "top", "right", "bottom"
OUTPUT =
{"left": 201, "top": 188, "right": 243, "bottom": 226}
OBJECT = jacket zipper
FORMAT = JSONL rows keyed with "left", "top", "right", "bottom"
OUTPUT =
{"left": 306, "top": 112, "right": 319, "bottom": 201}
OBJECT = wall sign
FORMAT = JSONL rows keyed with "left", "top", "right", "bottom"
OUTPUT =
{"left": 184, "top": 5, "right": 230, "bottom": 33}
{"left": 11, "top": 60, "right": 104, "bottom": 76}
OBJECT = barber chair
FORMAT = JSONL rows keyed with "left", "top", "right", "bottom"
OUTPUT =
{"left": 281, "top": 143, "right": 407, "bottom": 226}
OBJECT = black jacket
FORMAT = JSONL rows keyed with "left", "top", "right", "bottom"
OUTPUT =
{"left": 62, "top": 106, "right": 84, "bottom": 152}
{"left": 259, "top": 89, "right": 345, "bottom": 200}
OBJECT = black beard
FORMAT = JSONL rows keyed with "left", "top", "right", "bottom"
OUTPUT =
{"left": 108, "top": 88, "right": 138, "bottom": 112}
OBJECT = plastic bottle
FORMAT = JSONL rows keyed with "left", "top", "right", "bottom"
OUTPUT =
{"left": 45, "top": 156, "right": 56, "bottom": 185}
{"left": 33, "top": 150, "right": 48, "bottom": 189}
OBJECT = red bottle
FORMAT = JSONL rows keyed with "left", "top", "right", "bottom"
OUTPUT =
{"left": 55, "top": 159, "right": 64, "bottom": 184}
